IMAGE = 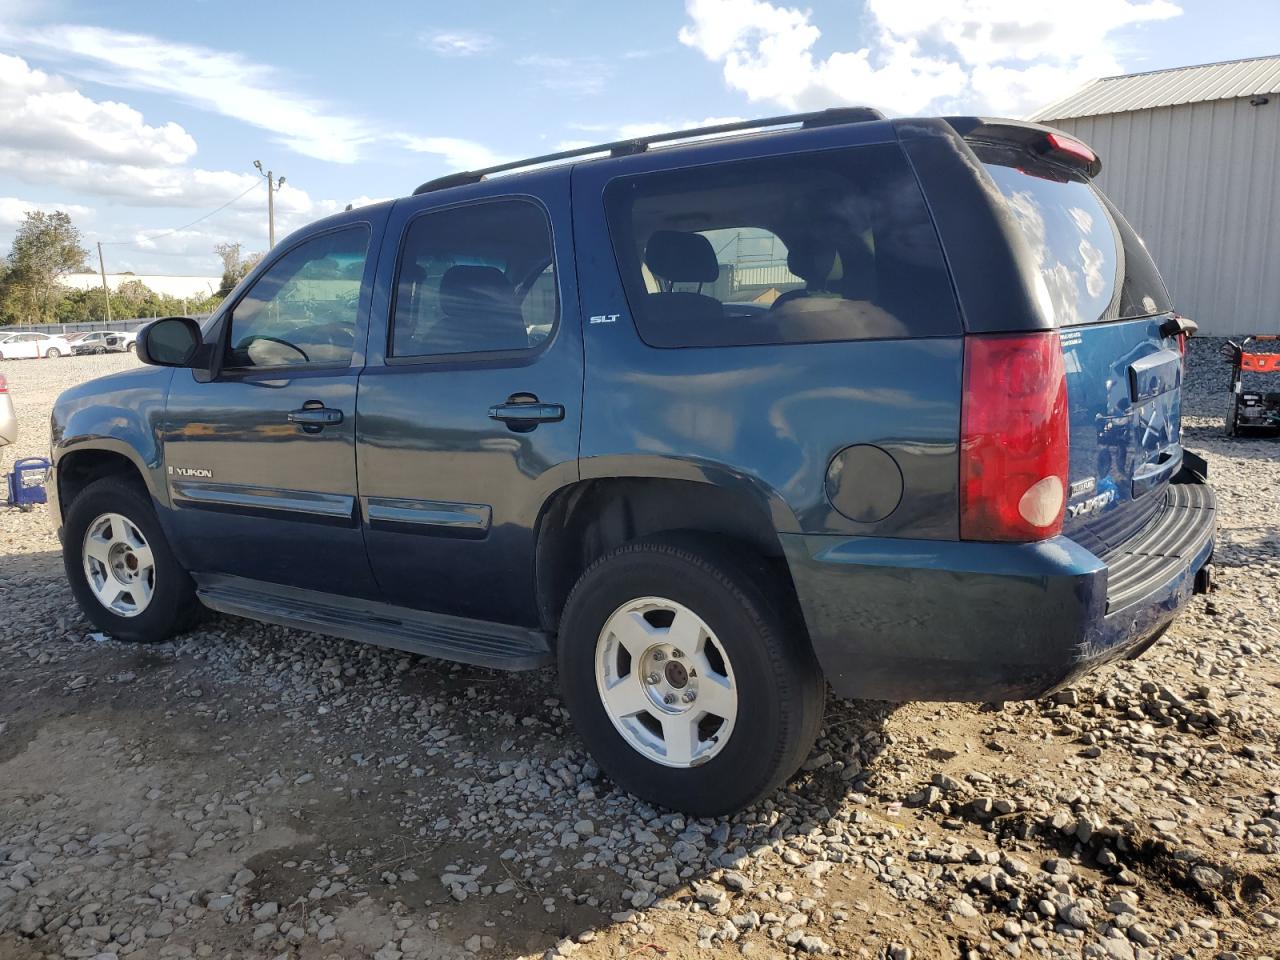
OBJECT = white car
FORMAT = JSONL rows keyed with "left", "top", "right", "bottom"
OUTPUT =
{"left": 0, "top": 331, "right": 72, "bottom": 359}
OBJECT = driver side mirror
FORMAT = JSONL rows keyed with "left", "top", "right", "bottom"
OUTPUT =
{"left": 137, "top": 317, "right": 203, "bottom": 368}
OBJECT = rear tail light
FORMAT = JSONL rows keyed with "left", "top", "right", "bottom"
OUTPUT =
{"left": 960, "top": 332, "right": 1070, "bottom": 542}
{"left": 0, "top": 374, "right": 7, "bottom": 392}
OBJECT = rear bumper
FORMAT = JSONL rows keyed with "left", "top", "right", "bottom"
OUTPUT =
{"left": 783, "top": 468, "right": 1215, "bottom": 702}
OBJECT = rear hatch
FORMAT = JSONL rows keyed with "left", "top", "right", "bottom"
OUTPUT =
{"left": 977, "top": 142, "right": 1184, "bottom": 557}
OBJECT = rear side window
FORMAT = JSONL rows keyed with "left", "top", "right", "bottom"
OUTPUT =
{"left": 391, "top": 198, "right": 557, "bottom": 358}
{"left": 978, "top": 144, "right": 1171, "bottom": 325}
{"left": 604, "top": 143, "right": 960, "bottom": 348}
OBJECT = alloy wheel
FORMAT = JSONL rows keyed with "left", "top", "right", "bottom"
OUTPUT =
{"left": 82, "top": 512, "right": 156, "bottom": 617}
{"left": 594, "top": 596, "right": 738, "bottom": 768}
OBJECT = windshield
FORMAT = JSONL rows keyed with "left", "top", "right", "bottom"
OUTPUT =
{"left": 977, "top": 144, "right": 1172, "bottom": 326}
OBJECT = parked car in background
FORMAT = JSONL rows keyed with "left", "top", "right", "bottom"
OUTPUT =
{"left": 118, "top": 330, "right": 138, "bottom": 353}
{"left": 0, "top": 331, "right": 71, "bottom": 359}
{"left": 68, "top": 331, "right": 127, "bottom": 355}
{"left": 48, "top": 109, "right": 1215, "bottom": 815}
{"left": 0, "top": 373, "right": 15, "bottom": 447}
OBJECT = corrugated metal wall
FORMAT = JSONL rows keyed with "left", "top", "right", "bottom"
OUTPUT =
{"left": 1051, "top": 97, "right": 1280, "bottom": 336}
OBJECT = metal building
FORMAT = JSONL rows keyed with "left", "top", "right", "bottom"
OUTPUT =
{"left": 1032, "top": 56, "right": 1280, "bottom": 336}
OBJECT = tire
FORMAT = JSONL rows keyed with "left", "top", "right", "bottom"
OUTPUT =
{"left": 46, "top": 348, "right": 61, "bottom": 359}
{"left": 558, "top": 536, "right": 825, "bottom": 816}
{"left": 126, "top": 342, "right": 137, "bottom": 353}
{"left": 62, "top": 476, "right": 200, "bottom": 643}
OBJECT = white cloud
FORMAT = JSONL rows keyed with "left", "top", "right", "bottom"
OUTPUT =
{"left": 568, "top": 116, "right": 745, "bottom": 141}
{"left": 397, "top": 135, "right": 508, "bottom": 171}
{"left": 421, "top": 30, "right": 497, "bottom": 56}
{"left": 1, "top": 24, "right": 378, "bottom": 163}
{"left": 616, "top": 116, "right": 745, "bottom": 139}
{"left": 0, "top": 196, "right": 93, "bottom": 229}
{"left": 0, "top": 53, "right": 195, "bottom": 166}
{"left": 0, "top": 148, "right": 262, "bottom": 208}
{"left": 678, "top": 0, "right": 1181, "bottom": 117}
{"left": 518, "top": 54, "right": 613, "bottom": 96}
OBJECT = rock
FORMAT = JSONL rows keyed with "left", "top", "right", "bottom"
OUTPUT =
{"left": 1101, "top": 936, "right": 1135, "bottom": 960}
{"left": 720, "top": 871, "right": 752, "bottom": 892}
{"left": 252, "top": 901, "right": 278, "bottom": 920}
{"left": 795, "top": 935, "right": 829, "bottom": 954}
{"left": 1126, "top": 924, "right": 1155, "bottom": 947}
{"left": 1190, "top": 865, "right": 1224, "bottom": 890}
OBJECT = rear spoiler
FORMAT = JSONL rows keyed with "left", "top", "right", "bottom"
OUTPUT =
{"left": 944, "top": 117, "right": 1102, "bottom": 178}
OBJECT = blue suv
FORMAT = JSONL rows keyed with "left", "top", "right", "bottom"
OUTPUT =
{"left": 49, "top": 110, "right": 1215, "bottom": 815}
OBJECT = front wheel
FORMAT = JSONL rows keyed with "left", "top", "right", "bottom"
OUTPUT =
{"left": 126, "top": 342, "right": 137, "bottom": 353}
{"left": 46, "top": 348, "right": 61, "bottom": 359}
{"left": 558, "top": 538, "right": 825, "bottom": 816}
{"left": 63, "top": 476, "right": 201, "bottom": 643}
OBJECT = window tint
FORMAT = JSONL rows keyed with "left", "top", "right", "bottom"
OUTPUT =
{"left": 980, "top": 149, "right": 1117, "bottom": 327}
{"left": 604, "top": 143, "right": 960, "bottom": 348}
{"left": 391, "top": 199, "right": 557, "bottom": 358}
{"left": 1103, "top": 195, "right": 1173, "bottom": 319}
{"left": 226, "top": 226, "right": 368, "bottom": 368}
{"left": 979, "top": 144, "right": 1171, "bottom": 325}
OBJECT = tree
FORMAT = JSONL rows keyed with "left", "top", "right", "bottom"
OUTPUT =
{"left": 1, "top": 211, "right": 89, "bottom": 324}
{"left": 214, "top": 241, "right": 263, "bottom": 297}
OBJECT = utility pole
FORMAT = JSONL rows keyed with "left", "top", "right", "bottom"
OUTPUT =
{"left": 253, "top": 160, "right": 286, "bottom": 248}
{"left": 96, "top": 241, "right": 112, "bottom": 323}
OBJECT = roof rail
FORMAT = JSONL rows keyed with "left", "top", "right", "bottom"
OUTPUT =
{"left": 411, "top": 106, "right": 887, "bottom": 196}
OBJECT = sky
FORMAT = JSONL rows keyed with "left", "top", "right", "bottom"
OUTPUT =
{"left": 0, "top": 0, "right": 1276, "bottom": 278}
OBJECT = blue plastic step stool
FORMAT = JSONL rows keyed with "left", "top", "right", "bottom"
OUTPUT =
{"left": 6, "top": 457, "right": 50, "bottom": 510}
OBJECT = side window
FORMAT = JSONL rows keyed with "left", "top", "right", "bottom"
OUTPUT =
{"left": 226, "top": 225, "right": 369, "bottom": 368}
{"left": 390, "top": 198, "right": 557, "bottom": 358}
{"left": 603, "top": 143, "right": 960, "bottom": 348}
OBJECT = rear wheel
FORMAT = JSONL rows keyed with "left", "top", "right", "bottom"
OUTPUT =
{"left": 558, "top": 537, "right": 825, "bottom": 816}
{"left": 63, "top": 476, "right": 200, "bottom": 643}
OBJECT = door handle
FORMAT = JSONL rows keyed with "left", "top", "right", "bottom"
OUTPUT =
{"left": 288, "top": 403, "right": 343, "bottom": 433}
{"left": 488, "top": 396, "right": 564, "bottom": 432}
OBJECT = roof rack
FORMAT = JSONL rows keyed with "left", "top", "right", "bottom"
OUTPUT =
{"left": 411, "top": 106, "right": 887, "bottom": 196}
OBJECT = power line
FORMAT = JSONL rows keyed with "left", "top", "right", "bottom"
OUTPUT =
{"left": 98, "top": 180, "right": 263, "bottom": 247}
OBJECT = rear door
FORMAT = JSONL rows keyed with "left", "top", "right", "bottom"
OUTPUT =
{"left": 356, "top": 171, "right": 582, "bottom": 626}
{"left": 978, "top": 145, "right": 1182, "bottom": 556}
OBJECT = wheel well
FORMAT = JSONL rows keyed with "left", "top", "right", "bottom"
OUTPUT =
{"left": 534, "top": 478, "right": 792, "bottom": 634}
{"left": 58, "top": 450, "right": 144, "bottom": 517}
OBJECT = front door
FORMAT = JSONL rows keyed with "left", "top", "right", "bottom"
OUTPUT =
{"left": 357, "top": 173, "right": 582, "bottom": 626}
{"left": 9, "top": 335, "right": 39, "bottom": 359}
{"left": 162, "top": 218, "right": 385, "bottom": 598}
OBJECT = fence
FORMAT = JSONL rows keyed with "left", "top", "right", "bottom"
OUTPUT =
{"left": 3, "top": 316, "right": 211, "bottom": 337}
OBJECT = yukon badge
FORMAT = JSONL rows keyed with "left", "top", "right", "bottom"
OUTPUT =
{"left": 1067, "top": 488, "right": 1115, "bottom": 519}
{"left": 168, "top": 465, "right": 213, "bottom": 479}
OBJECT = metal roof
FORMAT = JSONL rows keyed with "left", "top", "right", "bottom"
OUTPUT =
{"left": 1031, "top": 55, "right": 1280, "bottom": 121}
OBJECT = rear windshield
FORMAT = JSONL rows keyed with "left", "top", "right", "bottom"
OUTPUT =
{"left": 977, "top": 144, "right": 1171, "bottom": 326}
{"left": 604, "top": 143, "right": 961, "bottom": 348}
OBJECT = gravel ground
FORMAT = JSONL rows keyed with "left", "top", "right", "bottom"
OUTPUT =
{"left": 0, "top": 339, "right": 1277, "bottom": 960}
